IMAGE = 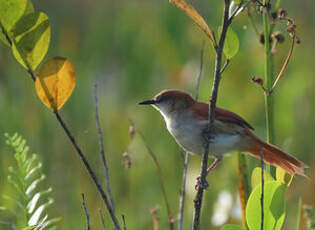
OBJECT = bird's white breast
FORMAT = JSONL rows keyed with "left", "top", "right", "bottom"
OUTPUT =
{"left": 162, "top": 111, "right": 241, "bottom": 156}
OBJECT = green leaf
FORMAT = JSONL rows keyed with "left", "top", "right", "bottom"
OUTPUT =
{"left": 11, "top": 12, "right": 50, "bottom": 71}
{"left": 0, "top": 0, "right": 34, "bottom": 46}
{"left": 0, "top": 0, "right": 28, "bottom": 31}
{"left": 221, "top": 225, "right": 244, "bottom": 230}
{"left": 251, "top": 167, "right": 274, "bottom": 189}
{"left": 218, "top": 26, "right": 239, "bottom": 59}
{"left": 276, "top": 167, "right": 293, "bottom": 187}
{"left": 246, "top": 181, "right": 287, "bottom": 230}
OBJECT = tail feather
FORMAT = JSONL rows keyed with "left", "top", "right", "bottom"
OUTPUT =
{"left": 248, "top": 135, "right": 308, "bottom": 177}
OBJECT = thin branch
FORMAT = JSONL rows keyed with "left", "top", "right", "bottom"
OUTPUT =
{"left": 10, "top": 40, "right": 122, "bottom": 230}
{"left": 260, "top": 146, "right": 264, "bottom": 230}
{"left": 81, "top": 193, "right": 90, "bottom": 230}
{"left": 269, "top": 35, "right": 295, "bottom": 94}
{"left": 220, "top": 59, "right": 230, "bottom": 75}
{"left": 122, "top": 215, "right": 127, "bottom": 230}
{"left": 132, "top": 123, "right": 174, "bottom": 230}
{"left": 55, "top": 111, "right": 121, "bottom": 229}
{"left": 177, "top": 153, "right": 189, "bottom": 230}
{"left": 1, "top": 8, "right": 122, "bottom": 230}
{"left": 99, "top": 209, "right": 106, "bottom": 230}
{"left": 0, "top": 21, "right": 12, "bottom": 46}
{"left": 178, "top": 40, "right": 205, "bottom": 230}
{"left": 192, "top": 0, "right": 232, "bottom": 229}
{"left": 94, "top": 84, "right": 116, "bottom": 213}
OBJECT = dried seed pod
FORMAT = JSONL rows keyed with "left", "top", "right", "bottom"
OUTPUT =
{"left": 252, "top": 76, "right": 264, "bottom": 87}
{"left": 122, "top": 152, "right": 132, "bottom": 169}
{"left": 129, "top": 125, "right": 136, "bottom": 139}
{"left": 259, "top": 33, "right": 265, "bottom": 44}
{"left": 271, "top": 12, "right": 278, "bottom": 20}
{"left": 287, "top": 24, "right": 296, "bottom": 33}
{"left": 279, "top": 8, "right": 287, "bottom": 18}
{"left": 273, "top": 32, "right": 285, "bottom": 43}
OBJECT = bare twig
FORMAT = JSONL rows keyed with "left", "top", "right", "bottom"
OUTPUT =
{"left": 0, "top": 23, "right": 121, "bottom": 229}
{"left": 270, "top": 35, "right": 295, "bottom": 94}
{"left": 55, "top": 112, "right": 121, "bottom": 229}
{"left": 177, "top": 153, "right": 189, "bottom": 230}
{"left": 99, "top": 209, "right": 106, "bottom": 230}
{"left": 260, "top": 146, "right": 264, "bottom": 230}
{"left": 178, "top": 40, "right": 205, "bottom": 230}
{"left": 193, "top": 0, "right": 232, "bottom": 229}
{"left": 122, "top": 215, "right": 127, "bottom": 230}
{"left": 0, "top": 21, "right": 12, "bottom": 46}
{"left": 220, "top": 59, "right": 230, "bottom": 75}
{"left": 131, "top": 122, "right": 174, "bottom": 230}
{"left": 81, "top": 194, "right": 90, "bottom": 230}
{"left": 94, "top": 84, "right": 116, "bottom": 213}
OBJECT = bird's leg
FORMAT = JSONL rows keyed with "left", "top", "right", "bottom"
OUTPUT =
{"left": 195, "top": 156, "right": 222, "bottom": 190}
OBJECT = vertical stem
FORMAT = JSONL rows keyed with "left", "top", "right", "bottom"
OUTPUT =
{"left": 262, "top": 0, "right": 276, "bottom": 177}
{"left": 178, "top": 40, "right": 204, "bottom": 230}
{"left": 178, "top": 153, "right": 189, "bottom": 230}
{"left": 296, "top": 197, "right": 302, "bottom": 230}
{"left": 260, "top": 147, "right": 265, "bottom": 230}
{"left": 192, "top": 1, "right": 231, "bottom": 229}
{"left": 237, "top": 153, "right": 250, "bottom": 230}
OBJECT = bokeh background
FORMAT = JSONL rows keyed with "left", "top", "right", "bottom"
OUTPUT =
{"left": 0, "top": 0, "right": 314, "bottom": 229}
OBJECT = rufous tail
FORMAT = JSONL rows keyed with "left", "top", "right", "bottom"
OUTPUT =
{"left": 248, "top": 134, "right": 308, "bottom": 177}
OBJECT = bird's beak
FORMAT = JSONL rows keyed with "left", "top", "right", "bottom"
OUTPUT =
{"left": 138, "top": 99, "right": 156, "bottom": 105}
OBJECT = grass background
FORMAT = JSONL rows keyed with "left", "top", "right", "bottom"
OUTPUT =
{"left": 0, "top": 0, "right": 314, "bottom": 229}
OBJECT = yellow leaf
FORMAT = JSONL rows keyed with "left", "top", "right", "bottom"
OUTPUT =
{"left": 35, "top": 57, "right": 76, "bottom": 111}
{"left": 169, "top": 0, "right": 216, "bottom": 48}
{"left": 276, "top": 167, "right": 293, "bottom": 187}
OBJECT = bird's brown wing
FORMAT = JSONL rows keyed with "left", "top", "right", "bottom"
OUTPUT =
{"left": 190, "top": 102, "right": 254, "bottom": 130}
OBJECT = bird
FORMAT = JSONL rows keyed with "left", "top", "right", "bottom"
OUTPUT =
{"left": 139, "top": 89, "right": 308, "bottom": 185}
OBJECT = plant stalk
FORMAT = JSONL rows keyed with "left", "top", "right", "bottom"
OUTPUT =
{"left": 262, "top": 0, "right": 276, "bottom": 177}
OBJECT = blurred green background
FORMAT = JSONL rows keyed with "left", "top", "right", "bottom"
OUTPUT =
{"left": 0, "top": 0, "right": 314, "bottom": 229}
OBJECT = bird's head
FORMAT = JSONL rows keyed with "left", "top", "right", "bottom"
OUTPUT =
{"left": 139, "top": 90, "right": 195, "bottom": 117}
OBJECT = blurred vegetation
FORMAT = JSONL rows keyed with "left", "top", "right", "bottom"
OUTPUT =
{"left": 0, "top": 0, "right": 314, "bottom": 229}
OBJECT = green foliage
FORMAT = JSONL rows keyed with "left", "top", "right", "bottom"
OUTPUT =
{"left": 221, "top": 224, "right": 244, "bottom": 230}
{"left": 218, "top": 26, "right": 239, "bottom": 59}
{"left": 0, "top": 133, "right": 60, "bottom": 230}
{"left": 251, "top": 167, "right": 274, "bottom": 189}
{"left": 246, "top": 167, "right": 290, "bottom": 230}
{"left": 0, "top": 0, "right": 50, "bottom": 71}
{"left": 246, "top": 181, "right": 286, "bottom": 230}
{"left": 11, "top": 11, "right": 50, "bottom": 71}
{"left": 276, "top": 167, "right": 293, "bottom": 187}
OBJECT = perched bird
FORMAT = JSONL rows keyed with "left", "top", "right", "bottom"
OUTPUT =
{"left": 139, "top": 89, "right": 308, "bottom": 180}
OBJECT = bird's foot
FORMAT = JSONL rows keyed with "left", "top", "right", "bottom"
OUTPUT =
{"left": 195, "top": 176, "right": 209, "bottom": 190}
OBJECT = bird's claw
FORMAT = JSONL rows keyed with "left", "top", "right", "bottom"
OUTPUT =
{"left": 195, "top": 176, "right": 209, "bottom": 190}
